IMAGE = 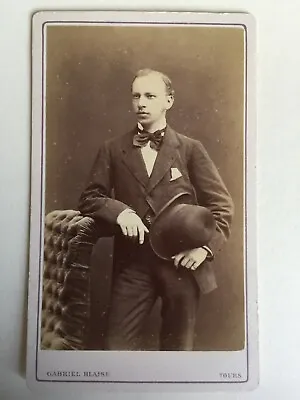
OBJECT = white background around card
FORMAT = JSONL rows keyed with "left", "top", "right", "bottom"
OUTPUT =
{"left": 0, "top": 0, "right": 299, "bottom": 399}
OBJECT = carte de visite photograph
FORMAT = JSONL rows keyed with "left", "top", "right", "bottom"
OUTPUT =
{"left": 27, "top": 11, "right": 258, "bottom": 390}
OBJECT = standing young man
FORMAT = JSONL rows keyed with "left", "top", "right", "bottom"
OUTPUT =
{"left": 78, "top": 69, "right": 234, "bottom": 351}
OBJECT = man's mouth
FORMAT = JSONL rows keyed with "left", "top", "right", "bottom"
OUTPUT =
{"left": 137, "top": 112, "right": 149, "bottom": 115}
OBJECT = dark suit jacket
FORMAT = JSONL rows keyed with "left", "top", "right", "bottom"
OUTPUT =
{"left": 78, "top": 125, "right": 234, "bottom": 294}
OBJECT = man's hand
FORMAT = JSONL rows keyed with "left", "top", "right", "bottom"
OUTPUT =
{"left": 116, "top": 209, "right": 149, "bottom": 244}
{"left": 172, "top": 247, "right": 208, "bottom": 271}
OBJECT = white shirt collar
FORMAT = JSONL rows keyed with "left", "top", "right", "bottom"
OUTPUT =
{"left": 137, "top": 120, "right": 166, "bottom": 135}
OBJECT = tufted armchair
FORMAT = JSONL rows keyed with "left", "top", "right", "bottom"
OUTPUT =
{"left": 41, "top": 210, "right": 112, "bottom": 350}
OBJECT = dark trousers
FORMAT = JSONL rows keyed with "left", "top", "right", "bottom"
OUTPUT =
{"left": 105, "top": 242, "right": 201, "bottom": 351}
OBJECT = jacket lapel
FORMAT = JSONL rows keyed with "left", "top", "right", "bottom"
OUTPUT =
{"left": 146, "top": 125, "right": 179, "bottom": 193}
{"left": 121, "top": 129, "right": 149, "bottom": 188}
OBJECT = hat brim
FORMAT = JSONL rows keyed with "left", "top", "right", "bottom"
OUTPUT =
{"left": 149, "top": 191, "right": 196, "bottom": 260}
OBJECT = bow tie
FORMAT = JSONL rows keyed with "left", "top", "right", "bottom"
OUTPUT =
{"left": 133, "top": 128, "right": 165, "bottom": 151}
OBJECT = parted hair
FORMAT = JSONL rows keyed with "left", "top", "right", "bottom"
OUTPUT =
{"left": 132, "top": 69, "right": 175, "bottom": 97}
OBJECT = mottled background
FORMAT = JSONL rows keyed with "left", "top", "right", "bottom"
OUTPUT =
{"left": 45, "top": 24, "right": 245, "bottom": 350}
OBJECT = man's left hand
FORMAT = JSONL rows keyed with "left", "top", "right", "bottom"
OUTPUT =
{"left": 173, "top": 247, "right": 208, "bottom": 271}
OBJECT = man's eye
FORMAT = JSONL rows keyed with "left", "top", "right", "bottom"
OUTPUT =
{"left": 147, "top": 94, "right": 156, "bottom": 99}
{"left": 132, "top": 94, "right": 140, "bottom": 99}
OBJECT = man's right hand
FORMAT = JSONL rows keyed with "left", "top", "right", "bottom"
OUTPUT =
{"left": 116, "top": 209, "right": 149, "bottom": 244}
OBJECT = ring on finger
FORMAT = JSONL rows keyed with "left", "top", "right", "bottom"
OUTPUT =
{"left": 127, "top": 227, "right": 134, "bottom": 237}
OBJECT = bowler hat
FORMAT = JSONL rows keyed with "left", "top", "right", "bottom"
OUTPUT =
{"left": 149, "top": 192, "right": 216, "bottom": 260}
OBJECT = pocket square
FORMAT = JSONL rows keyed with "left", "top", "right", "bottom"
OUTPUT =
{"left": 170, "top": 167, "right": 183, "bottom": 181}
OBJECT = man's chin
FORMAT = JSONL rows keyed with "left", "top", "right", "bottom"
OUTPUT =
{"left": 137, "top": 117, "right": 152, "bottom": 126}
{"left": 137, "top": 114, "right": 151, "bottom": 121}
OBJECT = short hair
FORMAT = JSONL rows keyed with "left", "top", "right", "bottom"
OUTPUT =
{"left": 132, "top": 68, "right": 175, "bottom": 97}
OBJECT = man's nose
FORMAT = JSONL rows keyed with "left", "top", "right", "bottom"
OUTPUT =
{"left": 137, "top": 97, "right": 146, "bottom": 108}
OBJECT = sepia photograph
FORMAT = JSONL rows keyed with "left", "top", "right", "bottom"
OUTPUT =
{"left": 27, "top": 11, "right": 257, "bottom": 389}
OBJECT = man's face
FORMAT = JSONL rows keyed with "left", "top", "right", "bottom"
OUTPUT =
{"left": 131, "top": 74, "right": 174, "bottom": 127}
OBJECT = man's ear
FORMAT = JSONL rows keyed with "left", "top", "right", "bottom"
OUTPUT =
{"left": 166, "top": 95, "right": 174, "bottom": 110}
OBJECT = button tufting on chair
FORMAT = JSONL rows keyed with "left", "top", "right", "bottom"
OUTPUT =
{"left": 62, "top": 239, "right": 68, "bottom": 251}
{"left": 46, "top": 285, "right": 52, "bottom": 295}
{"left": 54, "top": 303, "right": 62, "bottom": 316}
{"left": 56, "top": 252, "right": 63, "bottom": 266}
{"left": 41, "top": 210, "right": 100, "bottom": 350}
{"left": 57, "top": 269, "right": 65, "bottom": 284}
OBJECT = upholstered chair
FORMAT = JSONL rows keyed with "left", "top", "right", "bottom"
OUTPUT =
{"left": 41, "top": 210, "right": 105, "bottom": 350}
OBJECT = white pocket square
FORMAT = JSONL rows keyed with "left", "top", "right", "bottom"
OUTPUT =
{"left": 170, "top": 167, "right": 182, "bottom": 181}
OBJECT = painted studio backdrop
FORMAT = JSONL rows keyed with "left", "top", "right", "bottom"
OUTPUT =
{"left": 45, "top": 24, "right": 245, "bottom": 351}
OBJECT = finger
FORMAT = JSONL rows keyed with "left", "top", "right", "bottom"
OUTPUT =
{"left": 138, "top": 225, "right": 145, "bottom": 244}
{"left": 132, "top": 225, "right": 138, "bottom": 238}
{"left": 191, "top": 261, "right": 201, "bottom": 271}
{"left": 185, "top": 259, "right": 195, "bottom": 270}
{"left": 180, "top": 256, "right": 191, "bottom": 267}
{"left": 142, "top": 223, "right": 149, "bottom": 233}
{"left": 127, "top": 226, "right": 134, "bottom": 237}
{"left": 120, "top": 225, "right": 128, "bottom": 236}
{"left": 174, "top": 253, "right": 184, "bottom": 268}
